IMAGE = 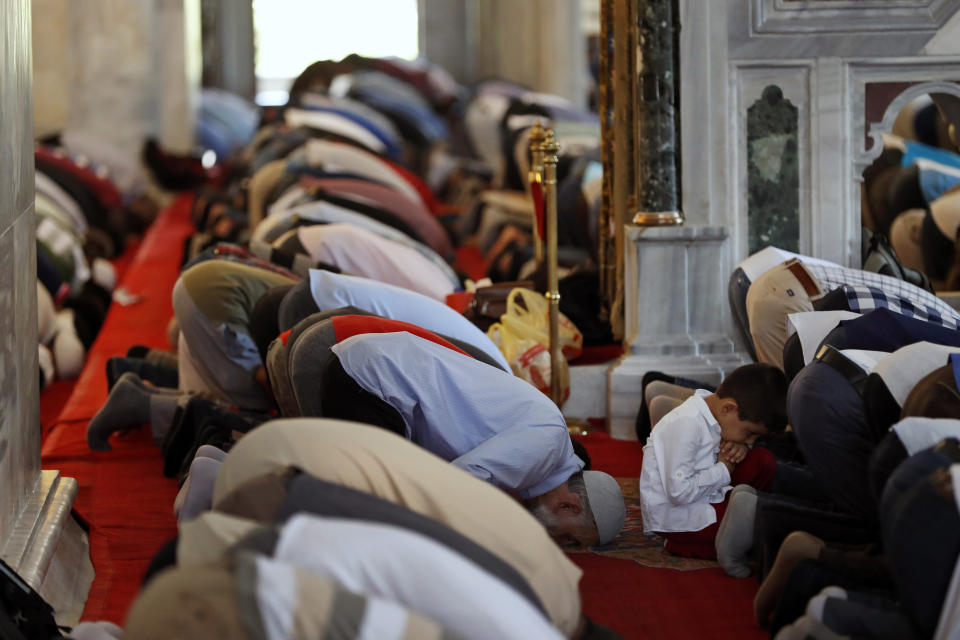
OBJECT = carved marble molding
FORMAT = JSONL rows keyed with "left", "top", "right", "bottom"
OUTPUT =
{"left": 728, "top": 0, "right": 960, "bottom": 59}
{"left": 857, "top": 76, "right": 960, "bottom": 173}
{"left": 753, "top": 0, "right": 957, "bottom": 34}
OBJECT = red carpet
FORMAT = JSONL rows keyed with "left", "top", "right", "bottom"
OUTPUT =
{"left": 574, "top": 432, "right": 766, "bottom": 639}
{"left": 40, "top": 194, "right": 194, "bottom": 624}
{"left": 39, "top": 195, "right": 766, "bottom": 638}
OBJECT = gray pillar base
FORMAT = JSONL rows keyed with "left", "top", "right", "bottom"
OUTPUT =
{"left": 1, "top": 470, "right": 93, "bottom": 628}
{"left": 608, "top": 223, "right": 750, "bottom": 440}
{"left": 607, "top": 351, "right": 749, "bottom": 440}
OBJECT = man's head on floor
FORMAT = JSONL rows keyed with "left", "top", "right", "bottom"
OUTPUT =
{"left": 526, "top": 470, "right": 625, "bottom": 548}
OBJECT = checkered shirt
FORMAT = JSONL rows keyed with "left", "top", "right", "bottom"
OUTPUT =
{"left": 804, "top": 264, "right": 960, "bottom": 330}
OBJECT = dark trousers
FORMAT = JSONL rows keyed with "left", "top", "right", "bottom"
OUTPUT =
{"left": 754, "top": 492, "right": 878, "bottom": 579}
{"left": 868, "top": 432, "right": 909, "bottom": 506}
{"left": 771, "top": 462, "right": 831, "bottom": 502}
{"left": 789, "top": 361, "right": 878, "bottom": 523}
{"left": 727, "top": 267, "right": 758, "bottom": 362}
{"left": 320, "top": 358, "right": 407, "bottom": 437}
{"left": 660, "top": 447, "right": 776, "bottom": 559}
{"left": 769, "top": 557, "right": 897, "bottom": 637}
{"left": 882, "top": 447, "right": 960, "bottom": 639}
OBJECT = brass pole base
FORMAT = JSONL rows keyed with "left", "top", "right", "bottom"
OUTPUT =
{"left": 566, "top": 418, "right": 594, "bottom": 437}
{"left": 632, "top": 211, "right": 684, "bottom": 227}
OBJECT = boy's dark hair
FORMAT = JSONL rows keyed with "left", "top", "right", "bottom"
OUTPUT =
{"left": 716, "top": 363, "right": 788, "bottom": 433}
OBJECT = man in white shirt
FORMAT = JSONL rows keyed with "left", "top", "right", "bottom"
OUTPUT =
{"left": 211, "top": 419, "right": 587, "bottom": 638}
{"left": 177, "top": 512, "right": 565, "bottom": 640}
{"left": 123, "top": 553, "right": 454, "bottom": 640}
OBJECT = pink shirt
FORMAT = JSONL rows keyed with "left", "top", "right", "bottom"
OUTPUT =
{"left": 297, "top": 223, "right": 455, "bottom": 301}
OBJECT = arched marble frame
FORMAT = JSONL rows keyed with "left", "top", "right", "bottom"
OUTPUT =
{"left": 845, "top": 63, "right": 960, "bottom": 270}
{"left": 858, "top": 79, "right": 960, "bottom": 173}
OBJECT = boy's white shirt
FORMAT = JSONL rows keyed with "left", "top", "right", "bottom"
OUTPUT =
{"left": 638, "top": 389, "right": 732, "bottom": 533}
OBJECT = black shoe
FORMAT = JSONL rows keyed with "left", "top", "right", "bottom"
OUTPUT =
{"left": 161, "top": 396, "right": 262, "bottom": 479}
{"left": 106, "top": 356, "right": 178, "bottom": 391}
{"left": 126, "top": 345, "right": 150, "bottom": 359}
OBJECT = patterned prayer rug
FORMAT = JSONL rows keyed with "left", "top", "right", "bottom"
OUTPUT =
{"left": 568, "top": 477, "right": 719, "bottom": 571}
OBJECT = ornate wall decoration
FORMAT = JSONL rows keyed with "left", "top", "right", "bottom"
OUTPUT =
{"left": 746, "top": 85, "right": 800, "bottom": 253}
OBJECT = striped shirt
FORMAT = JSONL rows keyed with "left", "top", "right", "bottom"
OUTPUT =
{"left": 804, "top": 264, "right": 960, "bottom": 329}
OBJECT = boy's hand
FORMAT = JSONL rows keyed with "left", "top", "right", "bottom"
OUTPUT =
{"left": 719, "top": 441, "right": 749, "bottom": 464}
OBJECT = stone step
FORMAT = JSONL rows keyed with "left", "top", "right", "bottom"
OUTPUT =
{"left": 0, "top": 470, "right": 92, "bottom": 628}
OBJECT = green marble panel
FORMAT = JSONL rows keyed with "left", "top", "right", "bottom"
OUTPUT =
{"left": 747, "top": 85, "right": 799, "bottom": 253}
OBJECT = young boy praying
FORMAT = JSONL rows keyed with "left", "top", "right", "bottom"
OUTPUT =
{"left": 639, "top": 363, "right": 788, "bottom": 563}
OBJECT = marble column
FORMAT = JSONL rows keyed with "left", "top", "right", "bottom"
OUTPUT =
{"left": 600, "top": 2, "right": 750, "bottom": 439}
{"left": 32, "top": 0, "right": 200, "bottom": 154}
{"left": 201, "top": 0, "right": 255, "bottom": 99}
{"left": 468, "top": 0, "right": 587, "bottom": 108}
{"left": 2, "top": 0, "right": 92, "bottom": 625}
{"left": 418, "top": 0, "right": 472, "bottom": 85}
{"left": 634, "top": 0, "right": 681, "bottom": 220}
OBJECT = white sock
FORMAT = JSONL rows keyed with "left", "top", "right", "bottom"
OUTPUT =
{"left": 715, "top": 484, "right": 758, "bottom": 578}
{"left": 807, "top": 586, "right": 849, "bottom": 622}
{"left": 37, "top": 282, "right": 56, "bottom": 344}
{"left": 91, "top": 257, "right": 117, "bottom": 292}
{"left": 52, "top": 309, "right": 85, "bottom": 379}
{"left": 38, "top": 344, "right": 55, "bottom": 390}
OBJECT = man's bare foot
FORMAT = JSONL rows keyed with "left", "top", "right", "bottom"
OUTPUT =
{"left": 754, "top": 531, "right": 825, "bottom": 628}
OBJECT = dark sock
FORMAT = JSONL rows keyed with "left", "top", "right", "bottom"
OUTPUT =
{"left": 87, "top": 373, "right": 153, "bottom": 451}
{"left": 88, "top": 373, "right": 182, "bottom": 451}
{"left": 149, "top": 394, "right": 185, "bottom": 445}
{"left": 144, "top": 349, "right": 179, "bottom": 369}
{"left": 106, "top": 356, "right": 179, "bottom": 390}
{"left": 127, "top": 345, "right": 150, "bottom": 359}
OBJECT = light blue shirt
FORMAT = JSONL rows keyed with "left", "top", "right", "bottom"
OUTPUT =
{"left": 330, "top": 332, "right": 583, "bottom": 498}
{"left": 309, "top": 270, "right": 510, "bottom": 371}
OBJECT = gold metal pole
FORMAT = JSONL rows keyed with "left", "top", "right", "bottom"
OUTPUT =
{"left": 540, "top": 129, "right": 563, "bottom": 407}
{"left": 528, "top": 121, "right": 546, "bottom": 264}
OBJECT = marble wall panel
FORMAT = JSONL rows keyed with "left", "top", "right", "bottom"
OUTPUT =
{"left": 32, "top": 0, "right": 198, "bottom": 155}
{"left": 0, "top": 0, "right": 34, "bottom": 231}
{"left": 746, "top": 85, "right": 800, "bottom": 254}
{"left": 0, "top": 0, "right": 40, "bottom": 540}
{"left": 13, "top": 212, "right": 40, "bottom": 485}
{"left": 685, "top": 231, "right": 731, "bottom": 338}
{"left": 0, "top": 213, "right": 38, "bottom": 535}
{"left": 627, "top": 235, "right": 689, "bottom": 339}
{"left": 0, "top": 224, "right": 18, "bottom": 535}
{"left": 625, "top": 226, "right": 732, "bottom": 355}
{"left": 734, "top": 67, "right": 812, "bottom": 260}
